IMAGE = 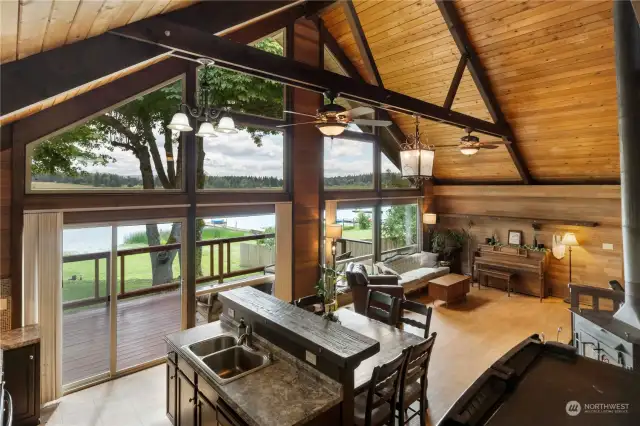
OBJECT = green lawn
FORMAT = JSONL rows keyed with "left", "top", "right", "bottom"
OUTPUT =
{"left": 62, "top": 226, "right": 267, "bottom": 304}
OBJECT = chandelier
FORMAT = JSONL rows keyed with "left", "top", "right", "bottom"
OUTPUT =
{"left": 167, "top": 58, "right": 237, "bottom": 137}
{"left": 399, "top": 116, "right": 435, "bottom": 183}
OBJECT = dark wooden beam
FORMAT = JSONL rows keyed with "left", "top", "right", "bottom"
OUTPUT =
{"left": 113, "top": 16, "right": 509, "bottom": 138}
{"left": 341, "top": 0, "right": 382, "bottom": 86}
{"left": 443, "top": 54, "right": 467, "bottom": 110}
{"left": 185, "top": 63, "right": 197, "bottom": 329}
{"left": 0, "top": 1, "right": 323, "bottom": 117}
{"left": 436, "top": 0, "right": 532, "bottom": 184}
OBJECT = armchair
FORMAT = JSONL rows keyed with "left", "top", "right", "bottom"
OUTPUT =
{"left": 345, "top": 262, "right": 404, "bottom": 315}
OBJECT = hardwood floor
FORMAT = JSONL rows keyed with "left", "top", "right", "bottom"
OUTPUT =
{"left": 63, "top": 291, "right": 181, "bottom": 386}
{"left": 50, "top": 286, "right": 571, "bottom": 425}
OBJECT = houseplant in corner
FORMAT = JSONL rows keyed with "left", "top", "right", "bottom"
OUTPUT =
{"left": 316, "top": 265, "right": 341, "bottom": 322}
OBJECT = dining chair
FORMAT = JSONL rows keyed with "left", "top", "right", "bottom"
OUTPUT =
{"left": 293, "top": 294, "right": 324, "bottom": 314}
{"left": 365, "top": 290, "right": 401, "bottom": 325}
{"left": 354, "top": 349, "right": 409, "bottom": 426}
{"left": 398, "top": 332, "right": 437, "bottom": 425}
{"left": 399, "top": 299, "right": 433, "bottom": 338}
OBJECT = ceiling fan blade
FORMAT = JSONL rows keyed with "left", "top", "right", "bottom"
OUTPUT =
{"left": 340, "top": 106, "right": 374, "bottom": 118}
{"left": 480, "top": 145, "right": 499, "bottom": 149}
{"left": 283, "top": 110, "right": 317, "bottom": 118}
{"left": 352, "top": 119, "right": 392, "bottom": 127}
{"left": 484, "top": 140, "right": 511, "bottom": 145}
{"left": 276, "top": 121, "right": 321, "bottom": 128}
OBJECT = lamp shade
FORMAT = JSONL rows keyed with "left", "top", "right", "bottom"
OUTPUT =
{"left": 460, "top": 147, "right": 479, "bottom": 156}
{"left": 561, "top": 232, "right": 579, "bottom": 246}
{"left": 423, "top": 213, "right": 437, "bottom": 225}
{"left": 167, "top": 112, "right": 193, "bottom": 132}
{"left": 216, "top": 115, "right": 238, "bottom": 134}
{"left": 195, "top": 122, "right": 218, "bottom": 138}
{"left": 316, "top": 123, "right": 347, "bottom": 136}
{"left": 325, "top": 224, "right": 343, "bottom": 240}
{"left": 400, "top": 147, "right": 434, "bottom": 179}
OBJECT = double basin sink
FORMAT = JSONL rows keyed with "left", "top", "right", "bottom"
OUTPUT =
{"left": 183, "top": 334, "right": 272, "bottom": 384}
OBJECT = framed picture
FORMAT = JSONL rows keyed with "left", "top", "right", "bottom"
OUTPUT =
{"left": 508, "top": 230, "right": 523, "bottom": 246}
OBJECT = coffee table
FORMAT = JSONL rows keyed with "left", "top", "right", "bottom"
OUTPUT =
{"left": 428, "top": 273, "right": 471, "bottom": 306}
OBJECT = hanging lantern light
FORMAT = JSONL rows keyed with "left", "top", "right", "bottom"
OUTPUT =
{"left": 399, "top": 116, "right": 435, "bottom": 183}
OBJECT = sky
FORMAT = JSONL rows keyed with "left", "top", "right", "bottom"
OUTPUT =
{"left": 52, "top": 124, "right": 400, "bottom": 179}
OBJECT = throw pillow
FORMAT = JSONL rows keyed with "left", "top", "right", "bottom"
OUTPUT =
{"left": 420, "top": 251, "right": 439, "bottom": 268}
{"left": 378, "top": 264, "right": 402, "bottom": 278}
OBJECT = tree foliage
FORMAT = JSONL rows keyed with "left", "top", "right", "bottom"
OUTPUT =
{"left": 381, "top": 205, "right": 417, "bottom": 245}
{"left": 355, "top": 211, "right": 371, "bottom": 230}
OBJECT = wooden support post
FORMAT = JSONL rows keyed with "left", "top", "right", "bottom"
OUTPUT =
{"left": 95, "top": 259, "right": 100, "bottom": 300}
{"left": 185, "top": 64, "right": 197, "bottom": 328}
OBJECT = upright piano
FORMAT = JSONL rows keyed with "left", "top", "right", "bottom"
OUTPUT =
{"left": 473, "top": 244, "right": 549, "bottom": 300}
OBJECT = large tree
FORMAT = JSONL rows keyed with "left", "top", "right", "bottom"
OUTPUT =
{"left": 33, "top": 38, "right": 284, "bottom": 285}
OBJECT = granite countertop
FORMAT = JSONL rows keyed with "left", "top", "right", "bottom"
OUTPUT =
{"left": 166, "top": 320, "right": 342, "bottom": 426}
{"left": 0, "top": 324, "right": 40, "bottom": 350}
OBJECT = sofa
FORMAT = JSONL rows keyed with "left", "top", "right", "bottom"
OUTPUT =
{"left": 375, "top": 252, "right": 450, "bottom": 294}
{"left": 341, "top": 262, "right": 405, "bottom": 315}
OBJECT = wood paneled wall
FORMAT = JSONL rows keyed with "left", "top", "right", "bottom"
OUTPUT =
{"left": 0, "top": 148, "right": 10, "bottom": 278}
{"left": 433, "top": 185, "right": 622, "bottom": 298}
{"left": 291, "top": 19, "right": 323, "bottom": 299}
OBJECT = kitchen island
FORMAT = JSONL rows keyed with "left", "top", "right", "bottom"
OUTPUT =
{"left": 165, "top": 286, "right": 424, "bottom": 426}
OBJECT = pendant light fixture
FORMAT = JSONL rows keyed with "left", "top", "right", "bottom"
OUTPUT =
{"left": 399, "top": 116, "right": 435, "bottom": 183}
{"left": 167, "top": 58, "right": 237, "bottom": 137}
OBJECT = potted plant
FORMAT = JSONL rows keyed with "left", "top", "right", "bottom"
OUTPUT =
{"left": 316, "top": 265, "right": 341, "bottom": 321}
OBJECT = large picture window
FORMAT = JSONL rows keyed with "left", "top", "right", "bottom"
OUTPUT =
{"left": 381, "top": 201, "right": 419, "bottom": 261}
{"left": 28, "top": 80, "right": 183, "bottom": 192}
{"left": 324, "top": 137, "right": 374, "bottom": 190}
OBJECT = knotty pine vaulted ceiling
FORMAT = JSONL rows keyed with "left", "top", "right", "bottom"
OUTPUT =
{"left": 321, "top": 0, "right": 618, "bottom": 183}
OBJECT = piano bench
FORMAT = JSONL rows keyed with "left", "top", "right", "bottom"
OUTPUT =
{"left": 477, "top": 269, "right": 515, "bottom": 297}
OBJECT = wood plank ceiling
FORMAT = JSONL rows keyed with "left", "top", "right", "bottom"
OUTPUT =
{"left": 0, "top": 0, "right": 195, "bottom": 64}
{"left": 321, "top": 0, "right": 619, "bottom": 183}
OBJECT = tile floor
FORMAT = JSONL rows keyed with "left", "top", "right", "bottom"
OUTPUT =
{"left": 43, "top": 365, "right": 170, "bottom": 426}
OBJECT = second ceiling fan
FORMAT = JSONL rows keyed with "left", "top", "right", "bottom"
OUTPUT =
{"left": 277, "top": 91, "right": 392, "bottom": 137}
{"left": 440, "top": 128, "right": 512, "bottom": 156}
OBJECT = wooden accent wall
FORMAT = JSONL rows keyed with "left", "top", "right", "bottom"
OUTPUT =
{"left": 291, "top": 19, "right": 323, "bottom": 299}
{"left": 0, "top": 147, "right": 10, "bottom": 278}
{"left": 434, "top": 185, "right": 622, "bottom": 298}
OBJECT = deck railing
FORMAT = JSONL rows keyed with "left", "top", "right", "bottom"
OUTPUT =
{"left": 62, "top": 233, "right": 274, "bottom": 310}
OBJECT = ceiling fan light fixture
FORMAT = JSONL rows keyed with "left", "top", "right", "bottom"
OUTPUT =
{"left": 316, "top": 122, "right": 347, "bottom": 136}
{"left": 460, "top": 147, "right": 479, "bottom": 156}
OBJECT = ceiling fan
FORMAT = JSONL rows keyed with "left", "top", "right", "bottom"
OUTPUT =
{"left": 441, "top": 128, "right": 512, "bottom": 156}
{"left": 276, "top": 91, "right": 392, "bottom": 137}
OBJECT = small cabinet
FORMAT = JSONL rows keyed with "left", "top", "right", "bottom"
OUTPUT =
{"left": 197, "top": 392, "right": 216, "bottom": 426}
{"left": 166, "top": 358, "right": 177, "bottom": 423}
{"left": 177, "top": 370, "right": 196, "bottom": 426}
{"left": 4, "top": 342, "right": 40, "bottom": 426}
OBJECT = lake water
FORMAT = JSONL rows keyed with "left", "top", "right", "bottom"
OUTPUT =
{"left": 63, "top": 209, "right": 393, "bottom": 254}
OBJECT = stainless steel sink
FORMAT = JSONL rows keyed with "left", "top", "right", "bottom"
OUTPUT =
{"left": 201, "top": 346, "right": 270, "bottom": 384}
{"left": 182, "top": 334, "right": 271, "bottom": 384}
{"left": 188, "top": 335, "right": 237, "bottom": 357}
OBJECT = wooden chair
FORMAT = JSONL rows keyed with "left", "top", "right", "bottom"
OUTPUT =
{"left": 293, "top": 294, "right": 324, "bottom": 314}
{"left": 366, "top": 290, "right": 401, "bottom": 326}
{"left": 399, "top": 299, "right": 433, "bottom": 339}
{"left": 398, "top": 333, "right": 437, "bottom": 425}
{"left": 354, "top": 349, "right": 409, "bottom": 426}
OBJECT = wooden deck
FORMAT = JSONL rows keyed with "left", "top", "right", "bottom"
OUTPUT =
{"left": 63, "top": 291, "right": 181, "bottom": 386}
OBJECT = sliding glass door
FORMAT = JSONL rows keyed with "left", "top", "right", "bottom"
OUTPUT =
{"left": 62, "top": 220, "right": 185, "bottom": 390}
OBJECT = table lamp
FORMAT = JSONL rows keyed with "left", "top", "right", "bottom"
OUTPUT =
{"left": 326, "top": 224, "right": 343, "bottom": 269}
{"left": 561, "top": 232, "right": 579, "bottom": 283}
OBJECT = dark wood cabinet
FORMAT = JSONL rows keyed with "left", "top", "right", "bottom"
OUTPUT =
{"left": 166, "top": 353, "right": 247, "bottom": 426}
{"left": 177, "top": 370, "right": 196, "bottom": 426}
{"left": 166, "top": 358, "right": 177, "bottom": 424}
{"left": 196, "top": 392, "right": 216, "bottom": 426}
{"left": 4, "top": 342, "right": 40, "bottom": 426}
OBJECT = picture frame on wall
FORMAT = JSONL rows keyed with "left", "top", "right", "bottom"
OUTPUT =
{"left": 508, "top": 230, "right": 523, "bottom": 246}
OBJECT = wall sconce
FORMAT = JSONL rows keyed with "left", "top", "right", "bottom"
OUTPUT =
{"left": 325, "top": 224, "right": 343, "bottom": 269}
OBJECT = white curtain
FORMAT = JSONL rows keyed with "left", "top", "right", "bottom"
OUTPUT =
{"left": 23, "top": 212, "right": 63, "bottom": 404}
